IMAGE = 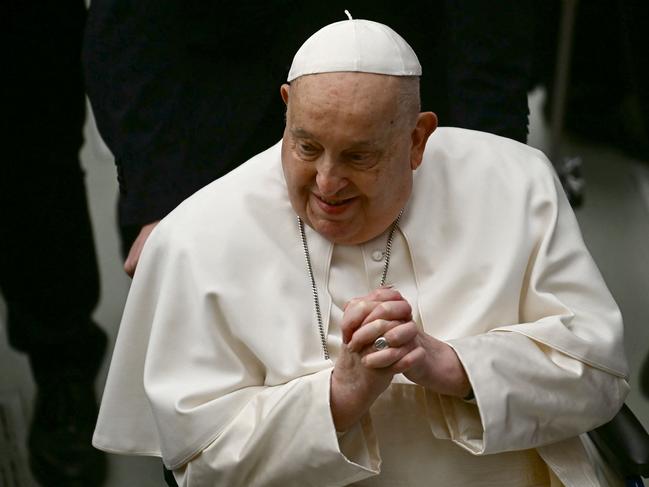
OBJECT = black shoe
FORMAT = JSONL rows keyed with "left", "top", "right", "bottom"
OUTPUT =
{"left": 28, "top": 376, "right": 107, "bottom": 487}
{"left": 27, "top": 325, "right": 108, "bottom": 487}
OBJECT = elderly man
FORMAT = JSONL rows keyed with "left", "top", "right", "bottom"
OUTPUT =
{"left": 94, "top": 17, "right": 628, "bottom": 486}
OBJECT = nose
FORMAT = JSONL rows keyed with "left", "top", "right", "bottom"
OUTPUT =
{"left": 315, "top": 158, "right": 348, "bottom": 196}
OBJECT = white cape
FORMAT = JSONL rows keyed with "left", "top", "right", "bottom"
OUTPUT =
{"left": 94, "top": 128, "right": 628, "bottom": 486}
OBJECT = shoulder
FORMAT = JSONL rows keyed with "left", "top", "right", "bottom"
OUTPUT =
{"left": 142, "top": 142, "right": 292, "bottom": 262}
{"left": 420, "top": 127, "right": 557, "bottom": 199}
{"left": 426, "top": 127, "right": 552, "bottom": 174}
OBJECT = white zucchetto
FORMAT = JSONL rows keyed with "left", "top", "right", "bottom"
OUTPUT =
{"left": 287, "top": 14, "right": 422, "bottom": 82}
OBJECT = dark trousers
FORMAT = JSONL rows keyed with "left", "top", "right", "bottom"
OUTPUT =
{"left": 3, "top": 0, "right": 106, "bottom": 383}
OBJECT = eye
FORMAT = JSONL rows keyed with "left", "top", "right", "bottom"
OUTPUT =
{"left": 295, "top": 141, "right": 320, "bottom": 158}
{"left": 348, "top": 153, "right": 368, "bottom": 162}
{"left": 345, "top": 152, "right": 377, "bottom": 168}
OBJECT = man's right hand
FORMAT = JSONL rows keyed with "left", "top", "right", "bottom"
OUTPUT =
{"left": 124, "top": 221, "right": 160, "bottom": 277}
{"left": 330, "top": 288, "right": 412, "bottom": 431}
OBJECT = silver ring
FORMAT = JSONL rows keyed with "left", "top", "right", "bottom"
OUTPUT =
{"left": 374, "top": 336, "right": 390, "bottom": 351}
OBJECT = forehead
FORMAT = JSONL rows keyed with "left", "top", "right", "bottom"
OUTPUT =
{"left": 288, "top": 73, "right": 402, "bottom": 131}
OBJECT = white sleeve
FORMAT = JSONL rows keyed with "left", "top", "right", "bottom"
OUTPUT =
{"left": 171, "top": 370, "right": 379, "bottom": 487}
{"left": 423, "top": 163, "right": 629, "bottom": 455}
{"left": 136, "top": 227, "right": 379, "bottom": 486}
{"left": 438, "top": 333, "right": 628, "bottom": 454}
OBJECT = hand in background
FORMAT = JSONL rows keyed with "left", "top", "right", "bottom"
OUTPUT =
{"left": 124, "top": 221, "right": 160, "bottom": 277}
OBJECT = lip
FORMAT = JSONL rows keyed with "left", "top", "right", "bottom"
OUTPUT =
{"left": 311, "top": 193, "right": 357, "bottom": 215}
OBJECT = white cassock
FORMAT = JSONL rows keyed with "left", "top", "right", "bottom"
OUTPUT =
{"left": 93, "top": 128, "right": 629, "bottom": 487}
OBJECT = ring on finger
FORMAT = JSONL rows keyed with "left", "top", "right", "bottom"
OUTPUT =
{"left": 374, "top": 336, "right": 390, "bottom": 351}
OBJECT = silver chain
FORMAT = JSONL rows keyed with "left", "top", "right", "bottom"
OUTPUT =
{"left": 298, "top": 210, "right": 403, "bottom": 360}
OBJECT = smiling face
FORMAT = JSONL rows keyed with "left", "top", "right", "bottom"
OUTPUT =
{"left": 280, "top": 72, "right": 436, "bottom": 245}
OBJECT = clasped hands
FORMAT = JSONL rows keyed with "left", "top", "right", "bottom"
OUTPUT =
{"left": 330, "top": 287, "right": 471, "bottom": 431}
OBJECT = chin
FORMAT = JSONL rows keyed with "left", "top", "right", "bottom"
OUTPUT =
{"left": 313, "top": 222, "right": 356, "bottom": 244}
{"left": 302, "top": 213, "right": 359, "bottom": 243}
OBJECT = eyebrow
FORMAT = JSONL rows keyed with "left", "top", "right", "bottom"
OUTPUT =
{"left": 290, "top": 128, "right": 313, "bottom": 139}
{"left": 290, "top": 127, "right": 378, "bottom": 149}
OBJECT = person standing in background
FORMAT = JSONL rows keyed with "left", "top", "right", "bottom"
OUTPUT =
{"left": 83, "top": 1, "right": 534, "bottom": 276}
{"left": 4, "top": 1, "right": 107, "bottom": 485}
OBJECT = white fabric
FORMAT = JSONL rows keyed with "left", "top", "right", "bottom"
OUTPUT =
{"left": 287, "top": 19, "right": 422, "bottom": 82}
{"left": 93, "top": 128, "right": 629, "bottom": 486}
{"left": 316, "top": 232, "right": 553, "bottom": 487}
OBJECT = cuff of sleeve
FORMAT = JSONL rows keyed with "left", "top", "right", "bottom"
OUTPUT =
{"left": 325, "top": 371, "right": 381, "bottom": 480}
{"left": 187, "top": 367, "right": 381, "bottom": 486}
{"left": 336, "top": 414, "right": 381, "bottom": 479}
{"left": 424, "top": 388, "right": 485, "bottom": 455}
{"left": 445, "top": 332, "right": 535, "bottom": 455}
{"left": 420, "top": 338, "right": 487, "bottom": 455}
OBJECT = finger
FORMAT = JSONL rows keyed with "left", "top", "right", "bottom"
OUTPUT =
{"left": 382, "top": 321, "right": 419, "bottom": 349}
{"left": 390, "top": 347, "right": 426, "bottom": 375}
{"left": 342, "top": 290, "right": 409, "bottom": 343}
{"left": 347, "top": 319, "right": 400, "bottom": 353}
{"left": 123, "top": 221, "right": 159, "bottom": 278}
{"left": 367, "top": 286, "right": 403, "bottom": 302}
{"left": 341, "top": 299, "right": 379, "bottom": 343}
{"left": 361, "top": 342, "right": 415, "bottom": 369}
{"left": 361, "top": 299, "right": 412, "bottom": 326}
{"left": 124, "top": 259, "right": 136, "bottom": 278}
{"left": 343, "top": 287, "right": 403, "bottom": 311}
{"left": 124, "top": 240, "right": 144, "bottom": 277}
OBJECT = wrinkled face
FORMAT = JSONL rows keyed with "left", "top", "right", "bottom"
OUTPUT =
{"left": 281, "top": 72, "right": 435, "bottom": 245}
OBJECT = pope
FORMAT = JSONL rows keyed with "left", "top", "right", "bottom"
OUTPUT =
{"left": 93, "top": 15, "right": 629, "bottom": 487}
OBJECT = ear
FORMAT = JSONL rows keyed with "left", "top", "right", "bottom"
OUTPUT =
{"left": 409, "top": 112, "right": 437, "bottom": 170}
{"left": 280, "top": 84, "right": 290, "bottom": 105}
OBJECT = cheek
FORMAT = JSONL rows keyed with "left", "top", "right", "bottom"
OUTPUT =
{"left": 358, "top": 161, "right": 400, "bottom": 195}
{"left": 357, "top": 173, "right": 382, "bottom": 199}
{"left": 293, "top": 166, "right": 313, "bottom": 191}
{"left": 283, "top": 159, "right": 313, "bottom": 196}
{"left": 364, "top": 166, "right": 411, "bottom": 208}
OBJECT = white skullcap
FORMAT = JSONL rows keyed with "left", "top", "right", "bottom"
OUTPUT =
{"left": 287, "top": 12, "right": 422, "bottom": 82}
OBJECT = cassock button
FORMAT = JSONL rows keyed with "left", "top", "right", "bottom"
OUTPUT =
{"left": 371, "top": 250, "right": 385, "bottom": 262}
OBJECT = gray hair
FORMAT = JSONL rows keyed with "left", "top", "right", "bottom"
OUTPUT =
{"left": 396, "top": 76, "right": 421, "bottom": 129}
